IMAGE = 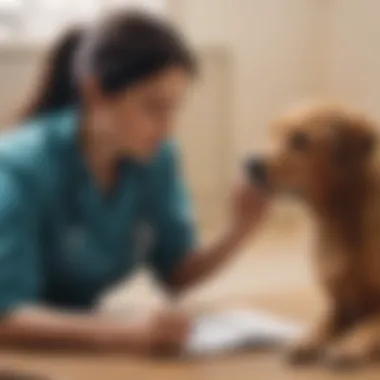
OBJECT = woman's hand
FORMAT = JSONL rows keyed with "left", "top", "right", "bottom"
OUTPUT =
{"left": 137, "top": 309, "right": 191, "bottom": 356}
{"left": 229, "top": 180, "right": 268, "bottom": 239}
{"left": 167, "top": 181, "right": 269, "bottom": 292}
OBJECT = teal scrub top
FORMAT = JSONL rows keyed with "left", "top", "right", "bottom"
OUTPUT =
{"left": 0, "top": 108, "right": 197, "bottom": 312}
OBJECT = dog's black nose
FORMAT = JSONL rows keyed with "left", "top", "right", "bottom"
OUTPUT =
{"left": 245, "top": 157, "right": 267, "bottom": 186}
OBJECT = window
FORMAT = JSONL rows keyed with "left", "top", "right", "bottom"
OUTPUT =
{"left": 0, "top": 0, "right": 166, "bottom": 41}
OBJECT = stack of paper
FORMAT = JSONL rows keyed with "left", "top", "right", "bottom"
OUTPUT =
{"left": 186, "top": 309, "right": 304, "bottom": 357}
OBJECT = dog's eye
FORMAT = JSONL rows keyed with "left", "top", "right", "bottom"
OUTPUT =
{"left": 289, "top": 131, "right": 309, "bottom": 151}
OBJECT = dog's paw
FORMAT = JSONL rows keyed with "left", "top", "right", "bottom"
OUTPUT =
{"left": 324, "top": 342, "right": 369, "bottom": 370}
{"left": 285, "top": 340, "right": 324, "bottom": 365}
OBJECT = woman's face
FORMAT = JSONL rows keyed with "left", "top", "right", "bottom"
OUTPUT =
{"left": 90, "top": 66, "right": 191, "bottom": 161}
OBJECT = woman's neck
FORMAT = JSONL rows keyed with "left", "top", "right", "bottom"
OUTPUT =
{"left": 81, "top": 114, "right": 119, "bottom": 191}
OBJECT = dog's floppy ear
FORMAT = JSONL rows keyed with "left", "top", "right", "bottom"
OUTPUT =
{"left": 330, "top": 115, "right": 376, "bottom": 166}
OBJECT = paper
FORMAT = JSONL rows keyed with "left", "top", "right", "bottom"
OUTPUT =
{"left": 185, "top": 308, "right": 304, "bottom": 357}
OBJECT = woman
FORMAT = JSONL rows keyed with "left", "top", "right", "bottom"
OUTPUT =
{"left": 0, "top": 12, "right": 267, "bottom": 355}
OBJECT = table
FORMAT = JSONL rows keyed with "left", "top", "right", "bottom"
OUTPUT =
{"left": 1, "top": 291, "right": 379, "bottom": 380}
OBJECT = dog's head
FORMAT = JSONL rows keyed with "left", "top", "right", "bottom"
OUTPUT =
{"left": 246, "top": 103, "right": 377, "bottom": 204}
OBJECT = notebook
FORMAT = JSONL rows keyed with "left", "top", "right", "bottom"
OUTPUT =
{"left": 185, "top": 308, "right": 304, "bottom": 357}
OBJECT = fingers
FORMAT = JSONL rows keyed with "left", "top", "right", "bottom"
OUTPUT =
{"left": 146, "top": 309, "right": 192, "bottom": 356}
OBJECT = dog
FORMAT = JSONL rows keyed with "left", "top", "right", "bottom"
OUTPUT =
{"left": 246, "top": 102, "right": 380, "bottom": 368}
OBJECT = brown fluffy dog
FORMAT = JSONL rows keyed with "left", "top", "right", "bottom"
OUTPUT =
{"left": 246, "top": 103, "right": 380, "bottom": 367}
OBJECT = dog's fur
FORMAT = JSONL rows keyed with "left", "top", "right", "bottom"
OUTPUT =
{"left": 249, "top": 103, "right": 380, "bottom": 367}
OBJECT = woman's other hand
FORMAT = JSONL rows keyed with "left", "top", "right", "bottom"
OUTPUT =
{"left": 230, "top": 180, "right": 268, "bottom": 238}
{"left": 136, "top": 308, "right": 191, "bottom": 356}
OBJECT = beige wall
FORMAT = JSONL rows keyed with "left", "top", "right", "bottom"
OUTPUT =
{"left": 167, "top": 0, "right": 380, "bottom": 226}
{"left": 324, "top": 0, "right": 380, "bottom": 122}
{"left": 167, "top": 0, "right": 327, "bottom": 225}
{"left": 2, "top": 1, "right": 380, "bottom": 228}
{"left": 169, "top": 0, "right": 325, "bottom": 160}
{"left": 170, "top": 0, "right": 380, "bottom": 162}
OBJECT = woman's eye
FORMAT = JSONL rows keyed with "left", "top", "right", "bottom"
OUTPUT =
{"left": 289, "top": 131, "right": 309, "bottom": 151}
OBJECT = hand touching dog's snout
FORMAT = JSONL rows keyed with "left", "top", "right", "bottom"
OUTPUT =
{"left": 245, "top": 157, "right": 268, "bottom": 188}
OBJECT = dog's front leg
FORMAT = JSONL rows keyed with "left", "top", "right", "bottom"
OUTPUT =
{"left": 324, "top": 313, "right": 380, "bottom": 368}
{"left": 286, "top": 306, "right": 344, "bottom": 364}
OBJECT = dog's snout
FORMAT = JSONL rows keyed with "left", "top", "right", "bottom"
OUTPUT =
{"left": 245, "top": 157, "right": 267, "bottom": 186}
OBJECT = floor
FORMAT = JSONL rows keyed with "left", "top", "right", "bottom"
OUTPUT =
{"left": 2, "top": 216, "right": 380, "bottom": 379}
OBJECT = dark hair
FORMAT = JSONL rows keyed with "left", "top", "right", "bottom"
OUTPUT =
{"left": 20, "top": 11, "right": 197, "bottom": 120}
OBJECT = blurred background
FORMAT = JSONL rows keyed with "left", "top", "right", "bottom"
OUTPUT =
{"left": 2, "top": 1, "right": 380, "bottom": 378}
{"left": 0, "top": 0, "right": 378, "bottom": 320}
{"left": 1, "top": 0, "right": 380, "bottom": 231}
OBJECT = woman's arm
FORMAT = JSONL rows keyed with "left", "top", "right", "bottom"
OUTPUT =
{"left": 0, "top": 306, "right": 190, "bottom": 354}
{"left": 167, "top": 183, "right": 267, "bottom": 292}
{"left": 147, "top": 144, "right": 268, "bottom": 293}
{"left": 0, "top": 168, "right": 189, "bottom": 355}
{"left": 167, "top": 227, "right": 251, "bottom": 292}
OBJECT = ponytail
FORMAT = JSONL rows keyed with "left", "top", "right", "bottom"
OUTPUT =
{"left": 18, "top": 12, "right": 196, "bottom": 123}
{"left": 19, "top": 27, "right": 84, "bottom": 121}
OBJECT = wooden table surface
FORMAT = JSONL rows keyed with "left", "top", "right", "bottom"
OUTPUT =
{"left": 1, "top": 226, "right": 380, "bottom": 380}
{"left": 1, "top": 291, "right": 380, "bottom": 380}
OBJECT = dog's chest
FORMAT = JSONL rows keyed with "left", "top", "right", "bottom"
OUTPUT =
{"left": 316, "top": 229, "right": 380, "bottom": 311}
